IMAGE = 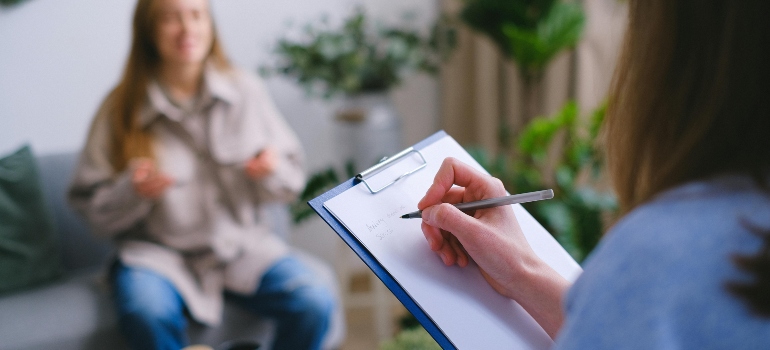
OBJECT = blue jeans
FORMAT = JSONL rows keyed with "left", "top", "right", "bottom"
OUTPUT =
{"left": 111, "top": 256, "right": 334, "bottom": 350}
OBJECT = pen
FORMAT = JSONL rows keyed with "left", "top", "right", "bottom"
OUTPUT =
{"left": 400, "top": 189, "right": 554, "bottom": 219}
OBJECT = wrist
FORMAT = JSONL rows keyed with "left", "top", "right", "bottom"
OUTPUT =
{"left": 505, "top": 253, "right": 548, "bottom": 299}
{"left": 506, "top": 253, "right": 569, "bottom": 338}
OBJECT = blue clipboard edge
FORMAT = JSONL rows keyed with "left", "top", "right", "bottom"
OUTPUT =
{"left": 308, "top": 130, "right": 456, "bottom": 349}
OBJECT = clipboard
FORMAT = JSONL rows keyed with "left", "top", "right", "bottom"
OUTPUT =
{"left": 309, "top": 130, "right": 452, "bottom": 347}
{"left": 308, "top": 130, "right": 581, "bottom": 349}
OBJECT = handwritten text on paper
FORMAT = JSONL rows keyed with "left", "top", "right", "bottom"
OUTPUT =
{"left": 365, "top": 205, "right": 406, "bottom": 240}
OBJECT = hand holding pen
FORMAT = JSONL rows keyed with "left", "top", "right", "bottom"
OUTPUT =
{"left": 416, "top": 158, "right": 556, "bottom": 299}
{"left": 418, "top": 157, "right": 569, "bottom": 338}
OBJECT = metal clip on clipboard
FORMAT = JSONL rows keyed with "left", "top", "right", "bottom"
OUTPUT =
{"left": 355, "top": 147, "right": 428, "bottom": 194}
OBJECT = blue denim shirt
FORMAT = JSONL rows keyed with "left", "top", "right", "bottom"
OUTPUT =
{"left": 554, "top": 174, "right": 770, "bottom": 349}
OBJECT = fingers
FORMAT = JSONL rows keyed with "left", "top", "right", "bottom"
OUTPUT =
{"left": 418, "top": 158, "right": 465, "bottom": 209}
{"left": 442, "top": 232, "right": 469, "bottom": 267}
{"left": 259, "top": 147, "right": 277, "bottom": 161}
{"left": 131, "top": 158, "right": 155, "bottom": 183}
{"left": 245, "top": 148, "right": 278, "bottom": 179}
{"left": 245, "top": 159, "right": 263, "bottom": 179}
{"left": 421, "top": 206, "right": 473, "bottom": 267}
{"left": 418, "top": 158, "right": 504, "bottom": 210}
{"left": 422, "top": 203, "right": 485, "bottom": 244}
{"left": 246, "top": 161, "right": 271, "bottom": 179}
{"left": 131, "top": 159, "right": 174, "bottom": 199}
{"left": 136, "top": 175, "right": 173, "bottom": 198}
{"left": 417, "top": 158, "right": 512, "bottom": 269}
{"left": 421, "top": 221, "right": 443, "bottom": 251}
{"left": 441, "top": 187, "right": 466, "bottom": 205}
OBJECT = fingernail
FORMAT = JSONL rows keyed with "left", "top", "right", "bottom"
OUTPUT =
{"left": 440, "top": 252, "right": 448, "bottom": 265}
{"left": 421, "top": 207, "right": 433, "bottom": 224}
{"left": 428, "top": 237, "right": 437, "bottom": 250}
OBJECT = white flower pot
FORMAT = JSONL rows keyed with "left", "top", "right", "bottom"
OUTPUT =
{"left": 333, "top": 93, "right": 403, "bottom": 173}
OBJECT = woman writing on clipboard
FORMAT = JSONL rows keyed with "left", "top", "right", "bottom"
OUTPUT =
{"left": 419, "top": 0, "right": 770, "bottom": 348}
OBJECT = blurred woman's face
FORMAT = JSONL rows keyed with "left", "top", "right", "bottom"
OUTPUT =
{"left": 153, "top": 0, "right": 213, "bottom": 67}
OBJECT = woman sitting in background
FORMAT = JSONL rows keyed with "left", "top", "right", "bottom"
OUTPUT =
{"left": 68, "top": 0, "right": 334, "bottom": 349}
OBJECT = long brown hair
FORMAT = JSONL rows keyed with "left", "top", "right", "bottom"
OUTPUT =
{"left": 606, "top": 1, "right": 770, "bottom": 315}
{"left": 103, "top": 0, "right": 230, "bottom": 172}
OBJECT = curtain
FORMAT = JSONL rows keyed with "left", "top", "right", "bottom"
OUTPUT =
{"left": 439, "top": 0, "right": 628, "bottom": 153}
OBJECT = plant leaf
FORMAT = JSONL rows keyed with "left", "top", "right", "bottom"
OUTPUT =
{"left": 502, "top": 2, "right": 585, "bottom": 76}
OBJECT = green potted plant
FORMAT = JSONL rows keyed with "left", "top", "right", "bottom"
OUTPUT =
{"left": 454, "top": 1, "right": 597, "bottom": 261}
{"left": 265, "top": 8, "right": 453, "bottom": 172}
{"left": 266, "top": 8, "right": 448, "bottom": 98}
{"left": 470, "top": 101, "right": 616, "bottom": 262}
{"left": 460, "top": 0, "right": 585, "bottom": 146}
{"left": 265, "top": 8, "right": 454, "bottom": 223}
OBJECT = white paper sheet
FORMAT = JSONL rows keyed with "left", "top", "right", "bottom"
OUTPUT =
{"left": 324, "top": 135, "right": 582, "bottom": 349}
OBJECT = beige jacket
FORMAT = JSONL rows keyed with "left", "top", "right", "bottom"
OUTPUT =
{"left": 68, "top": 67, "right": 306, "bottom": 325}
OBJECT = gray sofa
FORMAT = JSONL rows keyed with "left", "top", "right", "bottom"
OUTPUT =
{"left": 0, "top": 152, "right": 344, "bottom": 350}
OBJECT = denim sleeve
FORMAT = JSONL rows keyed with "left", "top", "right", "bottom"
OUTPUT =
{"left": 551, "top": 181, "right": 770, "bottom": 350}
{"left": 552, "top": 209, "right": 682, "bottom": 350}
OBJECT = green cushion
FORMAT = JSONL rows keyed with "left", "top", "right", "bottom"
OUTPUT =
{"left": 0, "top": 145, "right": 62, "bottom": 294}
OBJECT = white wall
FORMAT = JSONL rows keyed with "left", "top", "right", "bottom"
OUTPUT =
{"left": 0, "top": 0, "right": 439, "bottom": 172}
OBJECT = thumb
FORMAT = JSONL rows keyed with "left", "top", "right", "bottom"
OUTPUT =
{"left": 422, "top": 203, "right": 485, "bottom": 243}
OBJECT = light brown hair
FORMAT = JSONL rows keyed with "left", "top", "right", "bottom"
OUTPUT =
{"left": 102, "top": 0, "right": 230, "bottom": 172}
{"left": 606, "top": 0, "right": 770, "bottom": 315}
